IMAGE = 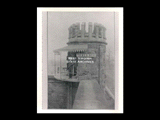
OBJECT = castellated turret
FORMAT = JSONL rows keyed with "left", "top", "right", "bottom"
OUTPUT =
{"left": 66, "top": 22, "right": 107, "bottom": 84}
{"left": 67, "top": 22, "right": 107, "bottom": 45}
{"left": 53, "top": 22, "right": 108, "bottom": 85}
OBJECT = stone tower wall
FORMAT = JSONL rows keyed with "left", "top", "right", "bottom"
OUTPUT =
{"left": 67, "top": 22, "right": 107, "bottom": 88}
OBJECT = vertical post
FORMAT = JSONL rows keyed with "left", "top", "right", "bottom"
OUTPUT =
{"left": 77, "top": 22, "right": 80, "bottom": 30}
{"left": 103, "top": 27, "right": 106, "bottom": 39}
{"left": 68, "top": 27, "right": 71, "bottom": 39}
{"left": 95, "top": 24, "right": 99, "bottom": 39}
{"left": 88, "top": 22, "right": 92, "bottom": 40}
{"left": 100, "top": 25, "right": 104, "bottom": 40}
{"left": 72, "top": 24, "right": 76, "bottom": 38}
{"left": 81, "top": 22, "right": 85, "bottom": 39}
{"left": 75, "top": 22, "right": 80, "bottom": 36}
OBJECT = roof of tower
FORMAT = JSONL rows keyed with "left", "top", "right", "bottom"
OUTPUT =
{"left": 68, "top": 22, "right": 107, "bottom": 44}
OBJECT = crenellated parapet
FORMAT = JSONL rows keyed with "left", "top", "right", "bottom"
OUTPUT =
{"left": 68, "top": 22, "right": 107, "bottom": 44}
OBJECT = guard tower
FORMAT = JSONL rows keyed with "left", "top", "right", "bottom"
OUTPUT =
{"left": 54, "top": 22, "right": 107, "bottom": 84}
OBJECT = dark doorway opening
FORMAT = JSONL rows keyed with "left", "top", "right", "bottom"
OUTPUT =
{"left": 67, "top": 52, "right": 78, "bottom": 79}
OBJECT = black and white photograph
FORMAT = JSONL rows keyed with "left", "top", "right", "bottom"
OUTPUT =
{"left": 37, "top": 7, "right": 123, "bottom": 113}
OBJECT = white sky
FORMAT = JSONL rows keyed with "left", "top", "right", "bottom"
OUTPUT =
{"left": 47, "top": 12, "right": 115, "bottom": 61}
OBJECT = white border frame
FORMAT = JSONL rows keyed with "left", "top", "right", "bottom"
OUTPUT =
{"left": 37, "top": 7, "right": 123, "bottom": 113}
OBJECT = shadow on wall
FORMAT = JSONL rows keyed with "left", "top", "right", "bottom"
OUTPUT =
{"left": 48, "top": 76, "right": 79, "bottom": 109}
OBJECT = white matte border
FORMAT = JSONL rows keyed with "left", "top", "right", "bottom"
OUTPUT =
{"left": 37, "top": 7, "right": 123, "bottom": 113}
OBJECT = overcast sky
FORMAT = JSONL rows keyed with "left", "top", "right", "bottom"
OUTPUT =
{"left": 47, "top": 12, "right": 115, "bottom": 61}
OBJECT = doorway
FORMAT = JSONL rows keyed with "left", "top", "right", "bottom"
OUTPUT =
{"left": 67, "top": 51, "right": 78, "bottom": 79}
